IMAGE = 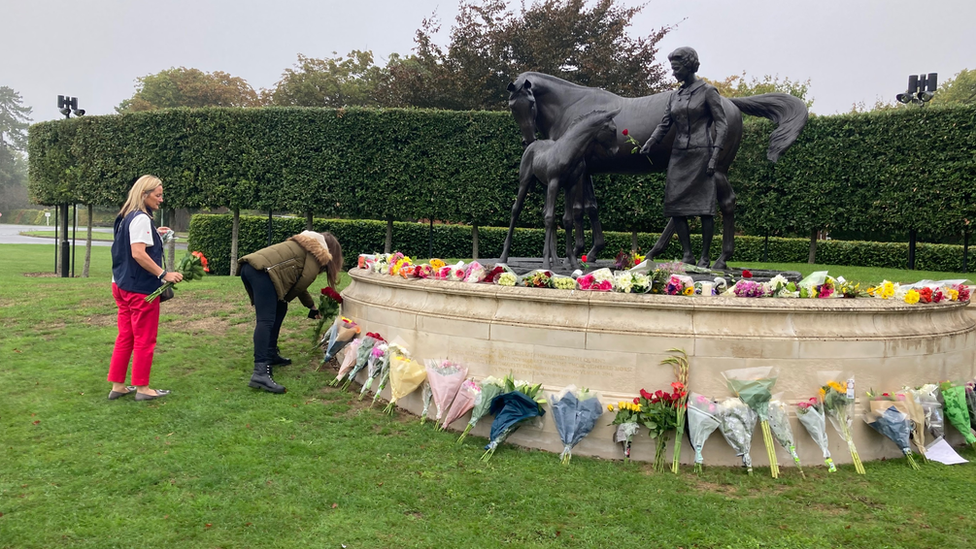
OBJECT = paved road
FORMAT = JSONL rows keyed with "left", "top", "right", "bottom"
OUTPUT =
{"left": 0, "top": 224, "right": 186, "bottom": 249}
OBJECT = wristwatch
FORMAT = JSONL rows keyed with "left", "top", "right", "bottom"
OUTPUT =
{"left": 158, "top": 270, "right": 167, "bottom": 280}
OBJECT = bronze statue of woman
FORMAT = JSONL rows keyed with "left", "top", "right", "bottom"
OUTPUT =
{"left": 640, "top": 47, "right": 728, "bottom": 268}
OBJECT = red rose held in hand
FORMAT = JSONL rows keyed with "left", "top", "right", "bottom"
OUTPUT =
{"left": 622, "top": 128, "right": 629, "bottom": 136}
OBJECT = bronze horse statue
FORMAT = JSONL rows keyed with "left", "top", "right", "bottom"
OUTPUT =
{"left": 501, "top": 71, "right": 808, "bottom": 270}
{"left": 504, "top": 109, "right": 620, "bottom": 270}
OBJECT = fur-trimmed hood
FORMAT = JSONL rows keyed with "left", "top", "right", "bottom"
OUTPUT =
{"left": 289, "top": 231, "right": 333, "bottom": 271}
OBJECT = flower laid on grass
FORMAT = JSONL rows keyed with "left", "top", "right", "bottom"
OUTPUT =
{"left": 318, "top": 316, "right": 360, "bottom": 366}
{"left": 145, "top": 251, "right": 208, "bottom": 302}
{"left": 716, "top": 397, "right": 758, "bottom": 475}
{"left": 424, "top": 360, "right": 468, "bottom": 427}
{"left": 768, "top": 399, "right": 805, "bottom": 478}
{"left": 339, "top": 332, "right": 383, "bottom": 390}
{"left": 457, "top": 376, "right": 504, "bottom": 443}
{"left": 662, "top": 349, "right": 690, "bottom": 474}
{"left": 723, "top": 366, "right": 780, "bottom": 478}
{"left": 330, "top": 338, "right": 361, "bottom": 382}
{"left": 939, "top": 381, "right": 976, "bottom": 449}
{"left": 359, "top": 343, "right": 389, "bottom": 400}
{"left": 637, "top": 384, "right": 684, "bottom": 472}
{"left": 795, "top": 397, "right": 836, "bottom": 472}
{"left": 608, "top": 399, "right": 642, "bottom": 460}
{"left": 911, "top": 384, "right": 946, "bottom": 444}
{"left": 481, "top": 375, "right": 546, "bottom": 461}
{"left": 687, "top": 393, "right": 720, "bottom": 474}
{"left": 441, "top": 379, "right": 481, "bottom": 431}
{"left": 420, "top": 381, "right": 434, "bottom": 424}
{"left": 549, "top": 386, "right": 603, "bottom": 464}
{"left": 313, "top": 286, "right": 343, "bottom": 346}
{"left": 383, "top": 356, "right": 427, "bottom": 414}
{"left": 367, "top": 343, "right": 409, "bottom": 405}
{"left": 819, "top": 374, "right": 866, "bottom": 474}
{"left": 894, "top": 388, "right": 928, "bottom": 460}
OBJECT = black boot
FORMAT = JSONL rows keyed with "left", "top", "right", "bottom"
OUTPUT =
{"left": 249, "top": 363, "right": 286, "bottom": 393}
{"left": 269, "top": 348, "right": 292, "bottom": 366}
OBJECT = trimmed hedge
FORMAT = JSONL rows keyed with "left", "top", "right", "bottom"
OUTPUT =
{"left": 189, "top": 214, "right": 971, "bottom": 276}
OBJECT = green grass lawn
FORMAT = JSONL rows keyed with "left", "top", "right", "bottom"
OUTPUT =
{"left": 2, "top": 244, "right": 976, "bottom": 549}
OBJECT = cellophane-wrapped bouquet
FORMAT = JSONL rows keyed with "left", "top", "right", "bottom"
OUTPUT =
{"left": 462, "top": 261, "right": 486, "bottom": 283}
{"left": 457, "top": 376, "right": 504, "bottom": 442}
{"left": 577, "top": 268, "right": 615, "bottom": 291}
{"left": 911, "top": 383, "right": 946, "bottom": 444}
{"left": 687, "top": 393, "right": 721, "bottom": 474}
{"left": 383, "top": 356, "right": 427, "bottom": 414}
{"left": 424, "top": 359, "right": 469, "bottom": 428}
{"left": 863, "top": 390, "right": 921, "bottom": 470}
{"left": 608, "top": 398, "right": 641, "bottom": 460}
{"left": 486, "top": 263, "right": 517, "bottom": 285}
{"left": 549, "top": 386, "right": 603, "bottom": 464}
{"left": 795, "top": 396, "right": 836, "bottom": 472}
{"left": 716, "top": 397, "right": 758, "bottom": 475}
{"left": 370, "top": 343, "right": 410, "bottom": 407}
{"left": 939, "top": 381, "right": 976, "bottom": 450}
{"left": 441, "top": 379, "right": 481, "bottom": 431}
{"left": 665, "top": 274, "right": 695, "bottom": 296}
{"left": 522, "top": 269, "right": 555, "bottom": 289}
{"left": 481, "top": 375, "right": 546, "bottom": 461}
{"left": 339, "top": 332, "right": 383, "bottom": 390}
{"left": 637, "top": 385, "right": 683, "bottom": 472}
{"left": 723, "top": 367, "right": 780, "bottom": 478}
{"left": 768, "top": 399, "right": 805, "bottom": 477}
{"left": 358, "top": 343, "right": 389, "bottom": 400}
{"left": 614, "top": 271, "right": 651, "bottom": 294}
{"left": 552, "top": 274, "right": 576, "bottom": 290}
{"left": 819, "top": 372, "right": 866, "bottom": 474}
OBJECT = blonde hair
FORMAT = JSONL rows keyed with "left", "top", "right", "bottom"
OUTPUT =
{"left": 118, "top": 175, "right": 162, "bottom": 217}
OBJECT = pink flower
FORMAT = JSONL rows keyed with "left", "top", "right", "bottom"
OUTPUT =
{"left": 598, "top": 280, "right": 613, "bottom": 291}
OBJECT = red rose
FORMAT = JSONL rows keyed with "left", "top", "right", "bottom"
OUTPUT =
{"left": 622, "top": 128, "right": 629, "bottom": 136}
{"left": 742, "top": 269, "right": 753, "bottom": 278}
{"left": 640, "top": 388, "right": 652, "bottom": 400}
{"left": 322, "top": 287, "right": 343, "bottom": 304}
{"left": 581, "top": 254, "right": 588, "bottom": 263}
{"left": 633, "top": 397, "right": 640, "bottom": 405}
{"left": 671, "top": 381, "right": 684, "bottom": 391}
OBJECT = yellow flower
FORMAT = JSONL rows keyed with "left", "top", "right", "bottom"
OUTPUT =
{"left": 683, "top": 286, "right": 694, "bottom": 296}
{"left": 618, "top": 401, "right": 626, "bottom": 409}
{"left": 430, "top": 258, "right": 446, "bottom": 269}
{"left": 949, "top": 288, "right": 960, "bottom": 301}
{"left": 905, "top": 289, "right": 920, "bottom": 304}
{"left": 827, "top": 381, "right": 845, "bottom": 393}
{"left": 607, "top": 404, "right": 614, "bottom": 412}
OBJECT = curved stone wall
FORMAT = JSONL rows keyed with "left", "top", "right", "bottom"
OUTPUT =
{"left": 342, "top": 269, "right": 976, "bottom": 466}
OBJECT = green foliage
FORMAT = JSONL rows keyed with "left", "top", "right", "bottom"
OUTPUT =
{"left": 931, "top": 68, "right": 976, "bottom": 106}
{"left": 705, "top": 72, "right": 814, "bottom": 108}
{"left": 115, "top": 67, "right": 262, "bottom": 113}
{"left": 265, "top": 51, "right": 385, "bottom": 107}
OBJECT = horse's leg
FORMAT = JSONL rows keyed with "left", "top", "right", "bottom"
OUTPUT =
{"left": 501, "top": 155, "right": 534, "bottom": 263}
{"left": 712, "top": 171, "right": 736, "bottom": 270}
{"left": 563, "top": 183, "right": 580, "bottom": 270}
{"left": 581, "top": 174, "right": 605, "bottom": 262}
{"left": 542, "top": 177, "right": 561, "bottom": 270}
{"left": 647, "top": 218, "right": 676, "bottom": 261}
{"left": 572, "top": 175, "right": 586, "bottom": 259}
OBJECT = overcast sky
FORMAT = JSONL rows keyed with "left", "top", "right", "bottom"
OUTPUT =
{"left": 3, "top": 0, "right": 974, "bottom": 123}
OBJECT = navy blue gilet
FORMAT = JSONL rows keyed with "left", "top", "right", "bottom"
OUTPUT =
{"left": 112, "top": 210, "right": 163, "bottom": 295}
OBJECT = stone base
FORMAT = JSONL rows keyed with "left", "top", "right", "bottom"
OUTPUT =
{"left": 342, "top": 268, "right": 976, "bottom": 467}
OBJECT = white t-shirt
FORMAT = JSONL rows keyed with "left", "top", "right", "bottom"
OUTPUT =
{"left": 129, "top": 214, "right": 155, "bottom": 247}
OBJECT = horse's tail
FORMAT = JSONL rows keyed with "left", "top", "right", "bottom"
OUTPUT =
{"left": 730, "top": 93, "right": 809, "bottom": 162}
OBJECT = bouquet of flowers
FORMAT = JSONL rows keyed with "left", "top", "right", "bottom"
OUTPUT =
{"left": 482, "top": 375, "right": 547, "bottom": 461}
{"left": 837, "top": 279, "right": 866, "bottom": 298}
{"left": 614, "top": 271, "right": 651, "bottom": 294}
{"left": 687, "top": 393, "right": 721, "bottom": 474}
{"left": 317, "top": 316, "right": 360, "bottom": 366}
{"left": 893, "top": 388, "right": 928, "bottom": 460}
{"left": 457, "top": 376, "right": 504, "bottom": 443}
{"left": 911, "top": 384, "right": 946, "bottom": 444}
{"left": 866, "top": 279, "right": 899, "bottom": 300}
{"left": 358, "top": 342, "right": 389, "bottom": 400}
{"left": 664, "top": 274, "right": 695, "bottom": 296}
{"left": 335, "top": 332, "right": 382, "bottom": 388}
{"left": 522, "top": 269, "right": 555, "bottom": 289}
{"left": 420, "top": 381, "right": 434, "bottom": 424}
{"left": 398, "top": 264, "right": 417, "bottom": 278}
{"left": 434, "top": 264, "right": 455, "bottom": 280}
{"left": 637, "top": 384, "right": 683, "bottom": 472}
{"left": 662, "top": 349, "right": 690, "bottom": 473}
{"left": 863, "top": 391, "right": 921, "bottom": 469}
{"left": 424, "top": 359, "right": 469, "bottom": 427}
{"left": 462, "top": 261, "right": 486, "bottom": 283}
{"left": 819, "top": 372, "right": 866, "bottom": 474}
{"left": 145, "top": 251, "right": 208, "bottom": 302}
{"left": 370, "top": 343, "right": 410, "bottom": 408}
{"left": 723, "top": 366, "right": 780, "bottom": 477}
{"left": 797, "top": 271, "right": 836, "bottom": 299}
{"left": 768, "top": 274, "right": 798, "bottom": 298}
{"left": 485, "top": 263, "right": 517, "bottom": 285}
{"left": 716, "top": 397, "right": 758, "bottom": 474}
{"left": 795, "top": 396, "right": 837, "bottom": 472}
{"left": 441, "top": 379, "right": 481, "bottom": 431}
{"left": 371, "top": 253, "right": 391, "bottom": 274}
{"left": 549, "top": 386, "right": 604, "bottom": 464}
{"left": 412, "top": 263, "right": 434, "bottom": 279}
{"left": 939, "top": 381, "right": 976, "bottom": 449}
{"left": 312, "top": 286, "right": 343, "bottom": 346}
{"left": 577, "top": 268, "right": 615, "bottom": 291}
{"left": 383, "top": 356, "right": 427, "bottom": 414}
{"left": 731, "top": 280, "right": 768, "bottom": 298}
{"left": 613, "top": 249, "right": 645, "bottom": 270}
{"left": 768, "top": 399, "right": 805, "bottom": 477}
{"left": 357, "top": 254, "right": 375, "bottom": 270}
{"left": 552, "top": 274, "right": 576, "bottom": 290}
{"left": 608, "top": 399, "right": 641, "bottom": 460}
{"left": 448, "top": 262, "right": 467, "bottom": 281}
{"left": 331, "top": 338, "right": 361, "bottom": 383}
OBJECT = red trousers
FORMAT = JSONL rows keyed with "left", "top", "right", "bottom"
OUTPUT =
{"left": 107, "top": 283, "right": 160, "bottom": 386}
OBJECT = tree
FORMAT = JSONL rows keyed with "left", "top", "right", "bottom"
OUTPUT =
{"left": 116, "top": 67, "right": 262, "bottom": 112}
{"left": 385, "top": 0, "right": 673, "bottom": 111}
{"left": 0, "top": 86, "right": 33, "bottom": 210}
{"left": 265, "top": 51, "right": 385, "bottom": 107}
{"left": 703, "top": 72, "right": 814, "bottom": 108}
{"left": 932, "top": 68, "right": 976, "bottom": 106}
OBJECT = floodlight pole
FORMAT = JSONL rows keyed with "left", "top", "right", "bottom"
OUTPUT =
{"left": 56, "top": 95, "right": 84, "bottom": 277}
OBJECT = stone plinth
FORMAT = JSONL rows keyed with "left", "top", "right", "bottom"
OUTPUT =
{"left": 342, "top": 268, "right": 976, "bottom": 467}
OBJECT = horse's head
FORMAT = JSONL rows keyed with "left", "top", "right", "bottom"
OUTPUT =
{"left": 590, "top": 108, "right": 620, "bottom": 158}
{"left": 508, "top": 79, "right": 538, "bottom": 147}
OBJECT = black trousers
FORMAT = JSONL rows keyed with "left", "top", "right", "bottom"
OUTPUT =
{"left": 241, "top": 263, "right": 287, "bottom": 364}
